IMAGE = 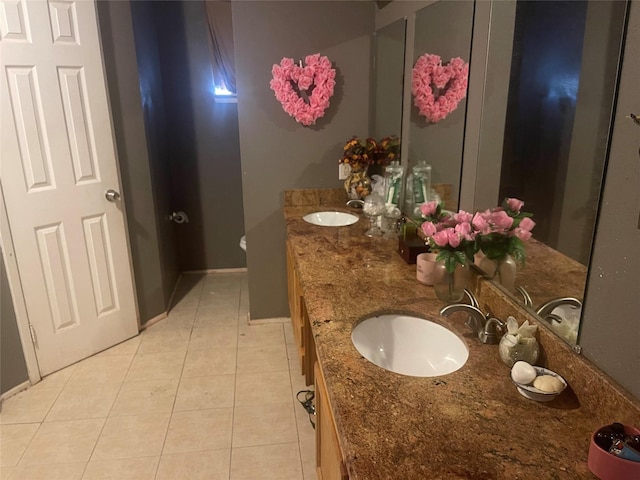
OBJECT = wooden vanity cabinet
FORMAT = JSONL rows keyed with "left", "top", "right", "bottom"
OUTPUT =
{"left": 315, "top": 362, "right": 349, "bottom": 480}
{"left": 286, "top": 240, "right": 314, "bottom": 385}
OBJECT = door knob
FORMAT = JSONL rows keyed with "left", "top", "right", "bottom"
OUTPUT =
{"left": 105, "top": 189, "right": 120, "bottom": 202}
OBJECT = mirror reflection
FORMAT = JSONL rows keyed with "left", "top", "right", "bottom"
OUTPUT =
{"left": 372, "top": 18, "right": 406, "bottom": 140}
{"left": 409, "top": 0, "right": 474, "bottom": 212}
{"left": 472, "top": 0, "right": 628, "bottom": 344}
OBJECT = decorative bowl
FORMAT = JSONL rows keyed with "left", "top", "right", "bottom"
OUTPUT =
{"left": 588, "top": 424, "right": 640, "bottom": 480}
{"left": 511, "top": 366, "right": 566, "bottom": 402}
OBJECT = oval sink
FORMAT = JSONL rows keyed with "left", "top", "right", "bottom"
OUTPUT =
{"left": 351, "top": 314, "right": 469, "bottom": 377}
{"left": 303, "top": 211, "right": 359, "bottom": 227}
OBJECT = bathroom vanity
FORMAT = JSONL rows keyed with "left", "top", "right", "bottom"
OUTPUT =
{"left": 284, "top": 189, "right": 640, "bottom": 479}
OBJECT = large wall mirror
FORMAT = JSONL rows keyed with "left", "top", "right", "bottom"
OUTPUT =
{"left": 409, "top": 0, "right": 474, "bottom": 211}
{"left": 373, "top": 0, "right": 629, "bottom": 348}
{"left": 470, "top": 0, "right": 628, "bottom": 345}
{"left": 372, "top": 18, "right": 406, "bottom": 139}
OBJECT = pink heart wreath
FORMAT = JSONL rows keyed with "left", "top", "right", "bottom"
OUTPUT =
{"left": 270, "top": 53, "right": 336, "bottom": 126}
{"left": 411, "top": 53, "right": 469, "bottom": 123}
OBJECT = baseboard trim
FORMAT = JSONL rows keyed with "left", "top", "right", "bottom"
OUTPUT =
{"left": 0, "top": 380, "right": 31, "bottom": 403}
{"left": 247, "top": 316, "right": 290, "bottom": 326}
{"left": 140, "top": 311, "right": 168, "bottom": 330}
{"left": 183, "top": 268, "right": 248, "bottom": 274}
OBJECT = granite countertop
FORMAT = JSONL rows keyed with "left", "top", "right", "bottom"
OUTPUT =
{"left": 284, "top": 193, "right": 640, "bottom": 480}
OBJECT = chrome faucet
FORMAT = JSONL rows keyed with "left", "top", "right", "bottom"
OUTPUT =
{"left": 440, "top": 295, "right": 506, "bottom": 344}
{"left": 535, "top": 297, "right": 582, "bottom": 324}
{"left": 346, "top": 199, "right": 364, "bottom": 208}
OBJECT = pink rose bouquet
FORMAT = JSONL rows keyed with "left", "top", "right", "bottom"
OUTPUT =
{"left": 473, "top": 198, "right": 536, "bottom": 265}
{"left": 420, "top": 201, "right": 478, "bottom": 273}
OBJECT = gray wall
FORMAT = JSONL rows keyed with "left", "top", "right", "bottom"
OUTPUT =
{"left": 233, "top": 1, "right": 374, "bottom": 319}
{"left": 1, "top": 251, "right": 28, "bottom": 394}
{"left": 154, "top": 1, "right": 246, "bottom": 272}
{"left": 98, "top": 0, "right": 176, "bottom": 324}
{"left": 580, "top": 0, "right": 640, "bottom": 399}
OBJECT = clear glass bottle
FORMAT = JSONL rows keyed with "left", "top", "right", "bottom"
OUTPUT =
{"left": 412, "top": 160, "right": 432, "bottom": 207}
{"left": 383, "top": 161, "right": 404, "bottom": 207}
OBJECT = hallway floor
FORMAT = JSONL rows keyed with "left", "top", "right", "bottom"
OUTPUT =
{"left": 0, "top": 272, "right": 317, "bottom": 480}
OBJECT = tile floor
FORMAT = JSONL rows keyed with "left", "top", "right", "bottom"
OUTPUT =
{"left": 0, "top": 272, "right": 317, "bottom": 480}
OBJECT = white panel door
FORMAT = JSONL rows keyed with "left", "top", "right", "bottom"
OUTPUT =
{"left": 0, "top": 0, "right": 138, "bottom": 375}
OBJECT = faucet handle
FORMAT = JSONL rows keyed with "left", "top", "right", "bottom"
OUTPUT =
{"left": 478, "top": 317, "right": 506, "bottom": 344}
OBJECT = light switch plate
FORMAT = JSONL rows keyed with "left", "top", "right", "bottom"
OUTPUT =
{"left": 339, "top": 163, "right": 351, "bottom": 180}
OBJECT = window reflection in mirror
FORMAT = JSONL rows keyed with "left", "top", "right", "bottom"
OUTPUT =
{"left": 372, "top": 18, "right": 406, "bottom": 140}
{"left": 473, "top": 0, "right": 628, "bottom": 345}
{"left": 409, "top": 0, "right": 474, "bottom": 211}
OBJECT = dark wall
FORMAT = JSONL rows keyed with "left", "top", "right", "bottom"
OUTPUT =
{"left": 98, "top": 0, "right": 176, "bottom": 323}
{"left": 153, "top": 1, "right": 246, "bottom": 272}
{"left": 128, "top": 1, "right": 180, "bottom": 308}
{"left": 233, "top": 1, "right": 374, "bottom": 319}
{"left": 1, "top": 251, "right": 28, "bottom": 394}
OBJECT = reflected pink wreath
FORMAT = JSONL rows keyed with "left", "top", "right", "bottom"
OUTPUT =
{"left": 411, "top": 53, "right": 469, "bottom": 123}
{"left": 270, "top": 54, "right": 336, "bottom": 126}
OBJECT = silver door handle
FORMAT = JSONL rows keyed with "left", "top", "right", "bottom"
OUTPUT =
{"left": 105, "top": 189, "right": 120, "bottom": 202}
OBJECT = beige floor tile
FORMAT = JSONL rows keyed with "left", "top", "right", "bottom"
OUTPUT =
{"left": 92, "top": 413, "right": 170, "bottom": 460}
{"left": 235, "top": 371, "right": 292, "bottom": 407}
{"left": 290, "top": 369, "right": 308, "bottom": 395}
{"left": 163, "top": 408, "right": 233, "bottom": 455}
{"left": 66, "top": 355, "right": 132, "bottom": 387}
{"left": 204, "top": 272, "right": 243, "bottom": 286}
{"left": 297, "top": 422, "right": 316, "bottom": 480}
{"left": 0, "top": 385, "right": 61, "bottom": 424}
{"left": 230, "top": 443, "right": 303, "bottom": 480}
{"left": 126, "top": 351, "right": 186, "bottom": 382}
{"left": 289, "top": 357, "right": 305, "bottom": 379}
{"left": 189, "top": 325, "right": 238, "bottom": 350}
{"left": 8, "top": 462, "right": 85, "bottom": 480}
{"left": 0, "top": 424, "right": 39, "bottom": 467}
{"left": 82, "top": 457, "right": 159, "bottom": 480}
{"left": 45, "top": 383, "right": 120, "bottom": 422}
{"left": 138, "top": 326, "right": 191, "bottom": 354}
{"left": 194, "top": 307, "right": 239, "bottom": 328}
{"left": 232, "top": 402, "right": 298, "bottom": 448}
{"left": 283, "top": 322, "right": 295, "bottom": 345}
{"left": 237, "top": 345, "right": 289, "bottom": 374}
{"left": 158, "top": 309, "right": 197, "bottom": 329}
{"left": 171, "top": 293, "right": 200, "bottom": 311}
{"left": 304, "top": 470, "right": 318, "bottom": 480}
{"left": 156, "top": 450, "right": 230, "bottom": 480}
{"left": 110, "top": 379, "right": 179, "bottom": 416}
{"left": 198, "top": 293, "right": 240, "bottom": 311}
{"left": 238, "top": 323, "right": 285, "bottom": 348}
{"left": 20, "top": 419, "right": 104, "bottom": 465}
{"left": 174, "top": 375, "right": 235, "bottom": 411}
{"left": 37, "top": 364, "right": 77, "bottom": 388}
{"left": 182, "top": 347, "right": 237, "bottom": 378}
{"left": 96, "top": 336, "right": 141, "bottom": 358}
{"left": 0, "top": 466, "right": 13, "bottom": 479}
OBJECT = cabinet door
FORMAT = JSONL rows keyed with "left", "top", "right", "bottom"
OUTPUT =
{"left": 315, "top": 362, "right": 348, "bottom": 480}
{"left": 286, "top": 240, "right": 304, "bottom": 373}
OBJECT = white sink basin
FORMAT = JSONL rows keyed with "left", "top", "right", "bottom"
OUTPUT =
{"left": 303, "top": 211, "right": 358, "bottom": 227}
{"left": 351, "top": 314, "right": 469, "bottom": 377}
